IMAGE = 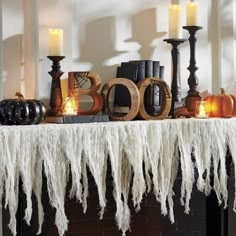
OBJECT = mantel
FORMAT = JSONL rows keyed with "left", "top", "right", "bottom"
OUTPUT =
{"left": 1, "top": 118, "right": 236, "bottom": 236}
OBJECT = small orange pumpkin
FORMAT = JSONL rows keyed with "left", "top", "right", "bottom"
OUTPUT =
{"left": 204, "top": 88, "right": 236, "bottom": 118}
{"left": 231, "top": 94, "right": 236, "bottom": 116}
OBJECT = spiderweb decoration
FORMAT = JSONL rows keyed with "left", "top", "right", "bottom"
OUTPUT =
{"left": 73, "top": 72, "right": 90, "bottom": 89}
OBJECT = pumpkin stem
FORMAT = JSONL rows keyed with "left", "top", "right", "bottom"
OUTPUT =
{"left": 15, "top": 92, "right": 24, "bottom": 99}
{"left": 220, "top": 88, "right": 225, "bottom": 95}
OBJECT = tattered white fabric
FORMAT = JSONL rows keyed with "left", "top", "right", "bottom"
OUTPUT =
{"left": 0, "top": 118, "right": 235, "bottom": 236}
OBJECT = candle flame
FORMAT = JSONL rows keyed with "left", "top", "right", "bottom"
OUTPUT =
{"left": 170, "top": 4, "right": 181, "bottom": 9}
{"left": 49, "top": 28, "right": 63, "bottom": 34}
{"left": 199, "top": 103, "right": 206, "bottom": 116}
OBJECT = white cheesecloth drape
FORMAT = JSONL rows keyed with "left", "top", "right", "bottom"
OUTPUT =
{"left": 0, "top": 118, "right": 235, "bottom": 236}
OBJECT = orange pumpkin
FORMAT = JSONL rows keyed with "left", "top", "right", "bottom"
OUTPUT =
{"left": 231, "top": 94, "right": 236, "bottom": 116}
{"left": 204, "top": 88, "right": 236, "bottom": 118}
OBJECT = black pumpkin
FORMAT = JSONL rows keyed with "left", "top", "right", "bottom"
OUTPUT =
{"left": 0, "top": 93, "right": 46, "bottom": 125}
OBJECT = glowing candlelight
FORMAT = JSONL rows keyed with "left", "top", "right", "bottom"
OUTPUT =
{"left": 195, "top": 101, "right": 208, "bottom": 118}
{"left": 62, "top": 97, "right": 77, "bottom": 115}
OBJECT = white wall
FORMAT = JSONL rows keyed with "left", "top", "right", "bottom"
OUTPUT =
{"left": 38, "top": 0, "right": 213, "bottom": 106}
{"left": 0, "top": 0, "right": 23, "bottom": 233}
{"left": 2, "top": 0, "right": 235, "bottom": 103}
{"left": 2, "top": 0, "right": 23, "bottom": 99}
{"left": 23, "top": 0, "right": 39, "bottom": 99}
{"left": 220, "top": 0, "right": 234, "bottom": 89}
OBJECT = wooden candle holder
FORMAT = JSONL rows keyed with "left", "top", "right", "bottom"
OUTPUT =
{"left": 183, "top": 26, "right": 203, "bottom": 115}
{"left": 164, "top": 38, "right": 187, "bottom": 117}
{"left": 47, "top": 56, "right": 65, "bottom": 116}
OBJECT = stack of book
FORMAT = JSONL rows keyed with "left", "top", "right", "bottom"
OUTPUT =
{"left": 114, "top": 60, "right": 164, "bottom": 114}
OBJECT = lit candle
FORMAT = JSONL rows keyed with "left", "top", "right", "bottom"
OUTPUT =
{"left": 48, "top": 28, "right": 63, "bottom": 56}
{"left": 168, "top": 4, "right": 182, "bottom": 38}
{"left": 195, "top": 101, "right": 208, "bottom": 118}
{"left": 63, "top": 97, "right": 77, "bottom": 115}
{"left": 186, "top": 1, "right": 199, "bottom": 26}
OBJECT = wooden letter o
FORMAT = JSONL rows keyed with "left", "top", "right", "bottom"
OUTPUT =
{"left": 101, "top": 78, "right": 140, "bottom": 121}
{"left": 137, "top": 78, "right": 172, "bottom": 120}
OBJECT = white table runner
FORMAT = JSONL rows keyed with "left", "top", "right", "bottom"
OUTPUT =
{"left": 0, "top": 118, "right": 236, "bottom": 236}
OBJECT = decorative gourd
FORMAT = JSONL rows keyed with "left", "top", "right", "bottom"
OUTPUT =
{"left": 231, "top": 94, "right": 236, "bottom": 116}
{"left": 0, "top": 93, "right": 46, "bottom": 125}
{"left": 204, "top": 88, "right": 236, "bottom": 118}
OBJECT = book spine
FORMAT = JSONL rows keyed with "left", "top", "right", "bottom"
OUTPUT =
{"left": 153, "top": 61, "right": 160, "bottom": 78}
{"left": 144, "top": 60, "right": 153, "bottom": 78}
{"left": 116, "top": 66, "right": 122, "bottom": 77}
{"left": 130, "top": 60, "right": 145, "bottom": 83}
{"left": 114, "top": 66, "right": 131, "bottom": 107}
{"left": 159, "top": 66, "right": 164, "bottom": 80}
{"left": 143, "top": 60, "right": 154, "bottom": 113}
{"left": 120, "top": 62, "right": 138, "bottom": 82}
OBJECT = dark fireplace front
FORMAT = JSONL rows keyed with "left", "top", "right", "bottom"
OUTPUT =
{"left": 2, "top": 164, "right": 236, "bottom": 236}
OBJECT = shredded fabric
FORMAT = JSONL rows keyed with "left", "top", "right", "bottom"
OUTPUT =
{"left": 0, "top": 118, "right": 235, "bottom": 236}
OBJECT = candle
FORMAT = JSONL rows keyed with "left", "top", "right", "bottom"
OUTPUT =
{"left": 48, "top": 28, "right": 63, "bottom": 56}
{"left": 168, "top": 4, "right": 182, "bottom": 38}
{"left": 62, "top": 97, "right": 77, "bottom": 115}
{"left": 195, "top": 101, "right": 208, "bottom": 118}
{"left": 186, "top": 1, "right": 199, "bottom": 26}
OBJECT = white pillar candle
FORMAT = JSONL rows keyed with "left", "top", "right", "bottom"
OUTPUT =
{"left": 186, "top": 1, "right": 199, "bottom": 26}
{"left": 169, "top": 4, "right": 182, "bottom": 38}
{"left": 48, "top": 29, "right": 63, "bottom": 56}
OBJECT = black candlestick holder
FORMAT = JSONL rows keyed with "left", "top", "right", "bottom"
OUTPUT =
{"left": 164, "top": 38, "right": 187, "bottom": 117}
{"left": 183, "top": 26, "right": 203, "bottom": 115}
{"left": 47, "top": 56, "right": 65, "bottom": 116}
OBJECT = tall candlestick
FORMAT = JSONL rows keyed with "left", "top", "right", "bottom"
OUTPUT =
{"left": 183, "top": 26, "right": 202, "bottom": 115}
{"left": 48, "top": 29, "right": 63, "bottom": 56}
{"left": 164, "top": 39, "right": 187, "bottom": 117}
{"left": 169, "top": 4, "right": 182, "bottom": 39}
{"left": 47, "top": 56, "right": 65, "bottom": 115}
{"left": 186, "top": 1, "right": 199, "bottom": 26}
